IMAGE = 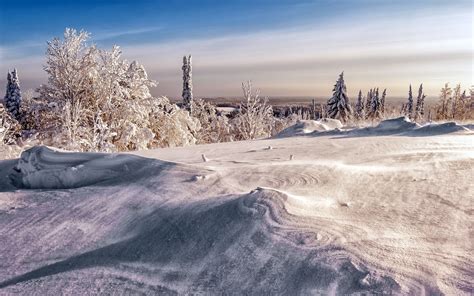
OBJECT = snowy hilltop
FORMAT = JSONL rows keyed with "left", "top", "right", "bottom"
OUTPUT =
{"left": 0, "top": 118, "right": 473, "bottom": 294}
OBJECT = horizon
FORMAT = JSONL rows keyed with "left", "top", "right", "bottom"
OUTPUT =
{"left": 0, "top": 0, "right": 472, "bottom": 99}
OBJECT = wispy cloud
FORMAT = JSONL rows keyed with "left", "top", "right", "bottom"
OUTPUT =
{"left": 1, "top": 6, "right": 471, "bottom": 98}
{"left": 93, "top": 26, "right": 163, "bottom": 41}
{"left": 119, "top": 7, "right": 471, "bottom": 97}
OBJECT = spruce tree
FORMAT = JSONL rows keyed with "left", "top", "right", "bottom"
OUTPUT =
{"left": 368, "top": 88, "right": 381, "bottom": 119}
{"left": 380, "top": 88, "right": 386, "bottom": 115}
{"left": 3, "top": 69, "right": 22, "bottom": 121}
{"left": 326, "top": 72, "right": 352, "bottom": 122}
{"left": 365, "top": 89, "right": 372, "bottom": 117}
{"left": 355, "top": 90, "right": 364, "bottom": 119}
{"left": 415, "top": 83, "right": 425, "bottom": 121}
{"left": 182, "top": 55, "right": 193, "bottom": 110}
{"left": 406, "top": 85, "right": 413, "bottom": 119}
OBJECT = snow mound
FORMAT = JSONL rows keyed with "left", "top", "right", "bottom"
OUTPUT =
{"left": 345, "top": 116, "right": 419, "bottom": 136}
{"left": 373, "top": 116, "right": 418, "bottom": 132}
{"left": 10, "top": 146, "right": 147, "bottom": 189}
{"left": 403, "top": 122, "right": 471, "bottom": 136}
{"left": 275, "top": 118, "right": 342, "bottom": 138}
{"left": 331, "top": 117, "right": 470, "bottom": 138}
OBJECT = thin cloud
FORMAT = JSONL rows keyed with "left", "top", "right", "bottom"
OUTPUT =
{"left": 1, "top": 6, "right": 471, "bottom": 98}
{"left": 93, "top": 26, "right": 163, "bottom": 41}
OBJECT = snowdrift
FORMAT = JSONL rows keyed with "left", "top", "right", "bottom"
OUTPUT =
{"left": 403, "top": 121, "right": 471, "bottom": 136}
{"left": 278, "top": 117, "right": 472, "bottom": 138}
{"left": 275, "top": 118, "right": 342, "bottom": 138}
{"left": 0, "top": 125, "right": 472, "bottom": 294}
{"left": 10, "top": 146, "right": 152, "bottom": 189}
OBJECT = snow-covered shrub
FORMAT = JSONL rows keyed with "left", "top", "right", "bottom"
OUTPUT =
{"left": 326, "top": 72, "right": 352, "bottom": 122}
{"left": 148, "top": 97, "right": 199, "bottom": 148}
{"left": 3, "top": 69, "right": 22, "bottom": 121}
{"left": 191, "top": 99, "right": 232, "bottom": 143}
{"left": 232, "top": 81, "right": 274, "bottom": 140}
{"left": 0, "top": 103, "right": 21, "bottom": 145}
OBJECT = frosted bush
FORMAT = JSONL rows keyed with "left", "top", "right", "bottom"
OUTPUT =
{"left": 191, "top": 99, "right": 232, "bottom": 143}
{"left": 232, "top": 81, "right": 274, "bottom": 140}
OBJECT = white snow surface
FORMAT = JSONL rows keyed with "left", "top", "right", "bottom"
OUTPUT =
{"left": 0, "top": 119, "right": 473, "bottom": 295}
{"left": 275, "top": 118, "right": 343, "bottom": 138}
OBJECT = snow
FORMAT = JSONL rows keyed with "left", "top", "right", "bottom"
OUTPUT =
{"left": 9, "top": 146, "right": 148, "bottom": 189}
{"left": 0, "top": 120, "right": 472, "bottom": 294}
{"left": 275, "top": 118, "right": 342, "bottom": 138}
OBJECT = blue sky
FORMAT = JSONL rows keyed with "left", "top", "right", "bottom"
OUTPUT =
{"left": 0, "top": 0, "right": 472, "bottom": 98}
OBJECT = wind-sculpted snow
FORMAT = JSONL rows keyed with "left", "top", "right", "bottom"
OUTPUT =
{"left": 0, "top": 131, "right": 473, "bottom": 294}
{"left": 10, "top": 146, "right": 156, "bottom": 189}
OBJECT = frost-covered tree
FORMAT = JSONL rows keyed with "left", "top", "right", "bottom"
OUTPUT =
{"left": 414, "top": 84, "right": 426, "bottom": 121}
{"left": 37, "top": 28, "right": 98, "bottom": 147}
{"left": 35, "top": 28, "right": 204, "bottom": 152}
{"left": 435, "top": 83, "right": 451, "bottom": 120}
{"left": 456, "top": 89, "right": 471, "bottom": 120}
{"left": 4, "top": 69, "right": 22, "bottom": 121}
{"left": 0, "top": 103, "right": 21, "bottom": 145}
{"left": 367, "top": 88, "right": 382, "bottom": 119}
{"left": 365, "top": 89, "right": 372, "bottom": 117}
{"left": 355, "top": 90, "right": 364, "bottom": 119}
{"left": 451, "top": 84, "right": 461, "bottom": 119}
{"left": 93, "top": 46, "right": 157, "bottom": 151}
{"left": 182, "top": 55, "right": 193, "bottom": 110}
{"left": 380, "top": 88, "right": 386, "bottom": 115}
{"left": 406, "top": 85, "right": 413, "bottom": 119}
{"left": 232, "top": 81, "right": 274, "bottom": 140}
{"left": 326, "top": 72, "right": 352, "bottom": 122}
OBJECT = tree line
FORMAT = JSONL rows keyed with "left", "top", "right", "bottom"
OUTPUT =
{"left": 1, "top": 28, "right": 473, "bottom": 154}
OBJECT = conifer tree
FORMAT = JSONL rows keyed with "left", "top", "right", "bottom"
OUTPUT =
{"left": 380, "top": 88, "right": 386, "bottom": 115}
{"left": 355, "top": 90, "right": 364, "bottom": 119}
{"left": 3, "top": 69, "right": 22, "bottom": 121}
{"left": 415, "top": 83, "right": 426, "bottom": 121}
{"left": 326, "top": 72, "right": 352, "bottom": 122}
{"left": 406, "top": 84, "right": 413, "bottom": 118}
{"left": 368, "top": 88, "right": 381, "bottom": 119}
{"left": 365, "top": 89, "right": 372, "bottom": 117}
{"left": 182, "top": 55, "right": 193, "bottom": 110}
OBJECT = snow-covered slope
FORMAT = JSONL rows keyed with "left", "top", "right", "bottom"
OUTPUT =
{"left": 0, "top": 120, "right": 473, "bottom": 295}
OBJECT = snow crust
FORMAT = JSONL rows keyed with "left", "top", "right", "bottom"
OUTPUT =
{"left": 0, "top": 122, "right": 472, "bottom": 294}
